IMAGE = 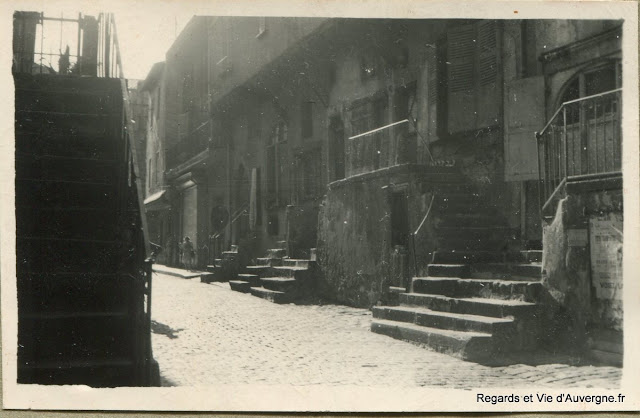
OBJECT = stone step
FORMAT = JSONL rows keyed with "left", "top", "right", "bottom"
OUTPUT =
{"left": 249, "top": 286, "right": 290, "bottom": 304}
{"left": 469, "top": 263, "right": 542, "bottom": 280}
{"left": 282, "top": 258, "right": 310, "bottom": 268}
{"left": 412, "top": 277, "right": 543, "bottom": 302}
{"left": 437, "top": 226, "right": 513, "bottom": 241}
{"left": 245, "top": 265, "right": 270, "bottom": 276}
{"left": 310, "top": 248, "right": 317, "bottom": 261}
{"left": 269, "top": 265, "right": 308, "bottom": 278}
{"left": 521, "top": 250, "right": 542, "bottom": 263}
{"left": 427, "top": 264, "right": 469, "bottom": 278}
{"left": 266, "top": 248, "right": 287, "bottom": 259}
{"left": 260, "top": 277, "right": 298, "bottom": 292}
{"left": 237, "top": 273, "right": 260, "bottom": 287}
{"left": 432, "top": 250, "right": 522, "bottom": 264}
{"left": 399, "top": 293, "right": 537, "bottom": 318}
{"left": 373, "top": 305, "right": 514, "bottom": 334}
{"left": 229, "top": 280, "right": 251, "bottom": 293}
{"left": 385, "top": 286, "right": 407, "bottom": 306}
{"left": 436, "top": 235, "right": 511, "bottom": 251}
{"left": 198, "top": 272, "right": 216, "bottom": 283}
{"left": 371, "top": 319, "right": 494, "bottom": 361}
{"left": 256, "top": 257, "right": 282, "bottom": 267}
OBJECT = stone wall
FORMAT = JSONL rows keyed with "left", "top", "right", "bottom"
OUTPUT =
{"left": 317, "top": 165, "right": 438, "bottom": 308}
{"left": 542, "top": 185, "right": 623, "bottom": 351}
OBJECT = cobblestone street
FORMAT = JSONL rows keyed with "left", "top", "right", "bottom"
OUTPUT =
{"left": 151, "top": 273, "right": 621, "bottom": 388}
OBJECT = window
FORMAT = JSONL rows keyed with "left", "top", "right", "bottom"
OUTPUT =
{"left": 446, "top": 20, "right": 499, "bottom": 134}
{"left": 394, "top": 83, "right": 416, "bottom": 121}
{"left": 559, "top": 62, "right": 621, "bottom": 124}
{"left": 390, "top": 190, "right": 409, "bottom": 247}
{"left": 296, "top": 149, "right": 322, "bottom": 201}
{"left": 266, "top": 121, "right": 288, "bottom": 206}
{"left": 349, "top": 93, "right": 388, "bottom": 136}
{"left": 301, "top": 101, "right": 314, "bottom": 138}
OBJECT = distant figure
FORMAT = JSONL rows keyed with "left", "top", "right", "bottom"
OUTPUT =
{"left": 182, "top": 236, "right": 196, "bottom": 270}
{"left": 58, "top": 45, "right": 70, "bottom": 74}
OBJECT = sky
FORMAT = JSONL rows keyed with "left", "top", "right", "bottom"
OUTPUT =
{"left": 115, "top": 11, "right": 193, "bottom": 80}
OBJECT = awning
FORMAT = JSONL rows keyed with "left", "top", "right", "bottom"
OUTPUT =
{"left": 144, "top": 190, "right": 170, "bottom": 211}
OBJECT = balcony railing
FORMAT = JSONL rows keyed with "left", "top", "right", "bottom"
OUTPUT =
{"left": 12, "top": 11, "right": 123, "bottom": 78}
{"left": 346, "top": 119, "right": 416, "bottom": 177}
{"left": 536, "top": 88, "right": 622, "bottom": 213}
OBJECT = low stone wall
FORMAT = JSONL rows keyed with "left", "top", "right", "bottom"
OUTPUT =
{"left": 316, "top": 164, "right": 439, "bottom": 308}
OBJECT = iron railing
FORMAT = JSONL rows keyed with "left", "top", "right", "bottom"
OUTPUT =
{"left": 536, "top": 88, "right": 622, "bottom": 213}
{"left": 12, "top": 12, "right": 123, "bottom": 78}
{"left": 347, "top": 119, "right": 416, "bottom": 177}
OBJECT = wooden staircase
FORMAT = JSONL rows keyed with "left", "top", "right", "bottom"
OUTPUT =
{"left": 15, "top": 74, "right": 156, "bottom": 386}
{"left": 371, "top": 183, "right": 545, "bottom": 362}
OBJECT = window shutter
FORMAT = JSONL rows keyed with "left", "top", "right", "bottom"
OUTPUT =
{"left": 447, "top": 23, "right": 476, "bottom": 133}
{"left": 425, "top": 44, "right": 438, "bottom": 140}
{"left": 446, "top": 21, "right": 500, "bottom": 134}
{"left": 476, "top": 20, "right": 499, "bottom": 129}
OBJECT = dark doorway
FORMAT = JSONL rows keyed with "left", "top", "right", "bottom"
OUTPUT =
{"left": 390, "top": 190, "right": 409, "bottom": 247}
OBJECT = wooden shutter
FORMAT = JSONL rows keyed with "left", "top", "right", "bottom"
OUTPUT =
{"left": 447, "top": 21, "right": 500, "bottom": 134}
{"left": 447, "top": 23, "right": 476, "bottom": 133}
{"left": 425, "top": 44, "right": 439, "bottom": 140}
{"left": 476, "top": 20, "right": 499, "bottom": 129}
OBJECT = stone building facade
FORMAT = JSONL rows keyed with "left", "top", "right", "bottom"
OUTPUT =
{"left": 141, "top": 17, "right": 625, "bottom": 363}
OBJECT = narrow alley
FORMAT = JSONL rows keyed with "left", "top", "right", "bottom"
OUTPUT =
{"left": 151, "top": 273, "right": 621, "bottom": 388}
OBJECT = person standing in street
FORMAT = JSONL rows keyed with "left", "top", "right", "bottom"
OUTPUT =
{"left": 182, "top": 236, "right": 195, "bottom": 270}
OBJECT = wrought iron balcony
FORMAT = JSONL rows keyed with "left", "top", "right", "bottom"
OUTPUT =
{"left": 536, "top": 88, "right": 622, "bottom": 213}
{"left": 346, "top": 119, "right": 416, "bottom": 177}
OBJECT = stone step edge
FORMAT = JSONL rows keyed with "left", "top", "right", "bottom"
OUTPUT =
{"left": 401, "top": 293, "right": 537, "bottom": 307}
{"left": 374, "top": 305, "right": 515, "bottom": 325}
{"left": 372, "top": 318, "right": 492, "bottom": 340}
{"left": 249, "top": 286, "right": 287, "bottom": 295}
{"left": 412, "top": 277, "right": 542, "bottom": 286}
{"left": 260, "top": 277, "right": 297, "bottom": 283}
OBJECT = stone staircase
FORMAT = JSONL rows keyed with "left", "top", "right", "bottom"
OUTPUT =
{"left": 371, "top": 183, "right": 545, "bottom": 362}
{"left": 201, "top": 245, "right": 240, "bottom": 283}
{"left": 230, "top": 248, "right": 317, "bottom": 304}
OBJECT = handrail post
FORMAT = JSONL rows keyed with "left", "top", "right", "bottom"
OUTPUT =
{"left": 535, "top": 131, "right": 543, "bottom": 216}
{"left": 411, "top": 232, "right": 418, "bottom": 280}
{"left": 563, "top": 106, "right": 568, "bottom": 178}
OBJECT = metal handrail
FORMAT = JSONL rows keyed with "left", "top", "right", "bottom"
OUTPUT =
{"left": 536, "top": 88, "right": 622, "bottom": 139}
{"left": 410, "top": 193, "right": 436, "bottom": 278}
{"left": 230, "top": 201, "right": 250, "bottom": 225}
{"left": 535, "top": 88, "right": 622, "bottom": 215}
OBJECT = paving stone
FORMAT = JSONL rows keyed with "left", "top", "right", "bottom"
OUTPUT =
{"left": 151, "top": 273, "right": 621, "bottom": 388}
